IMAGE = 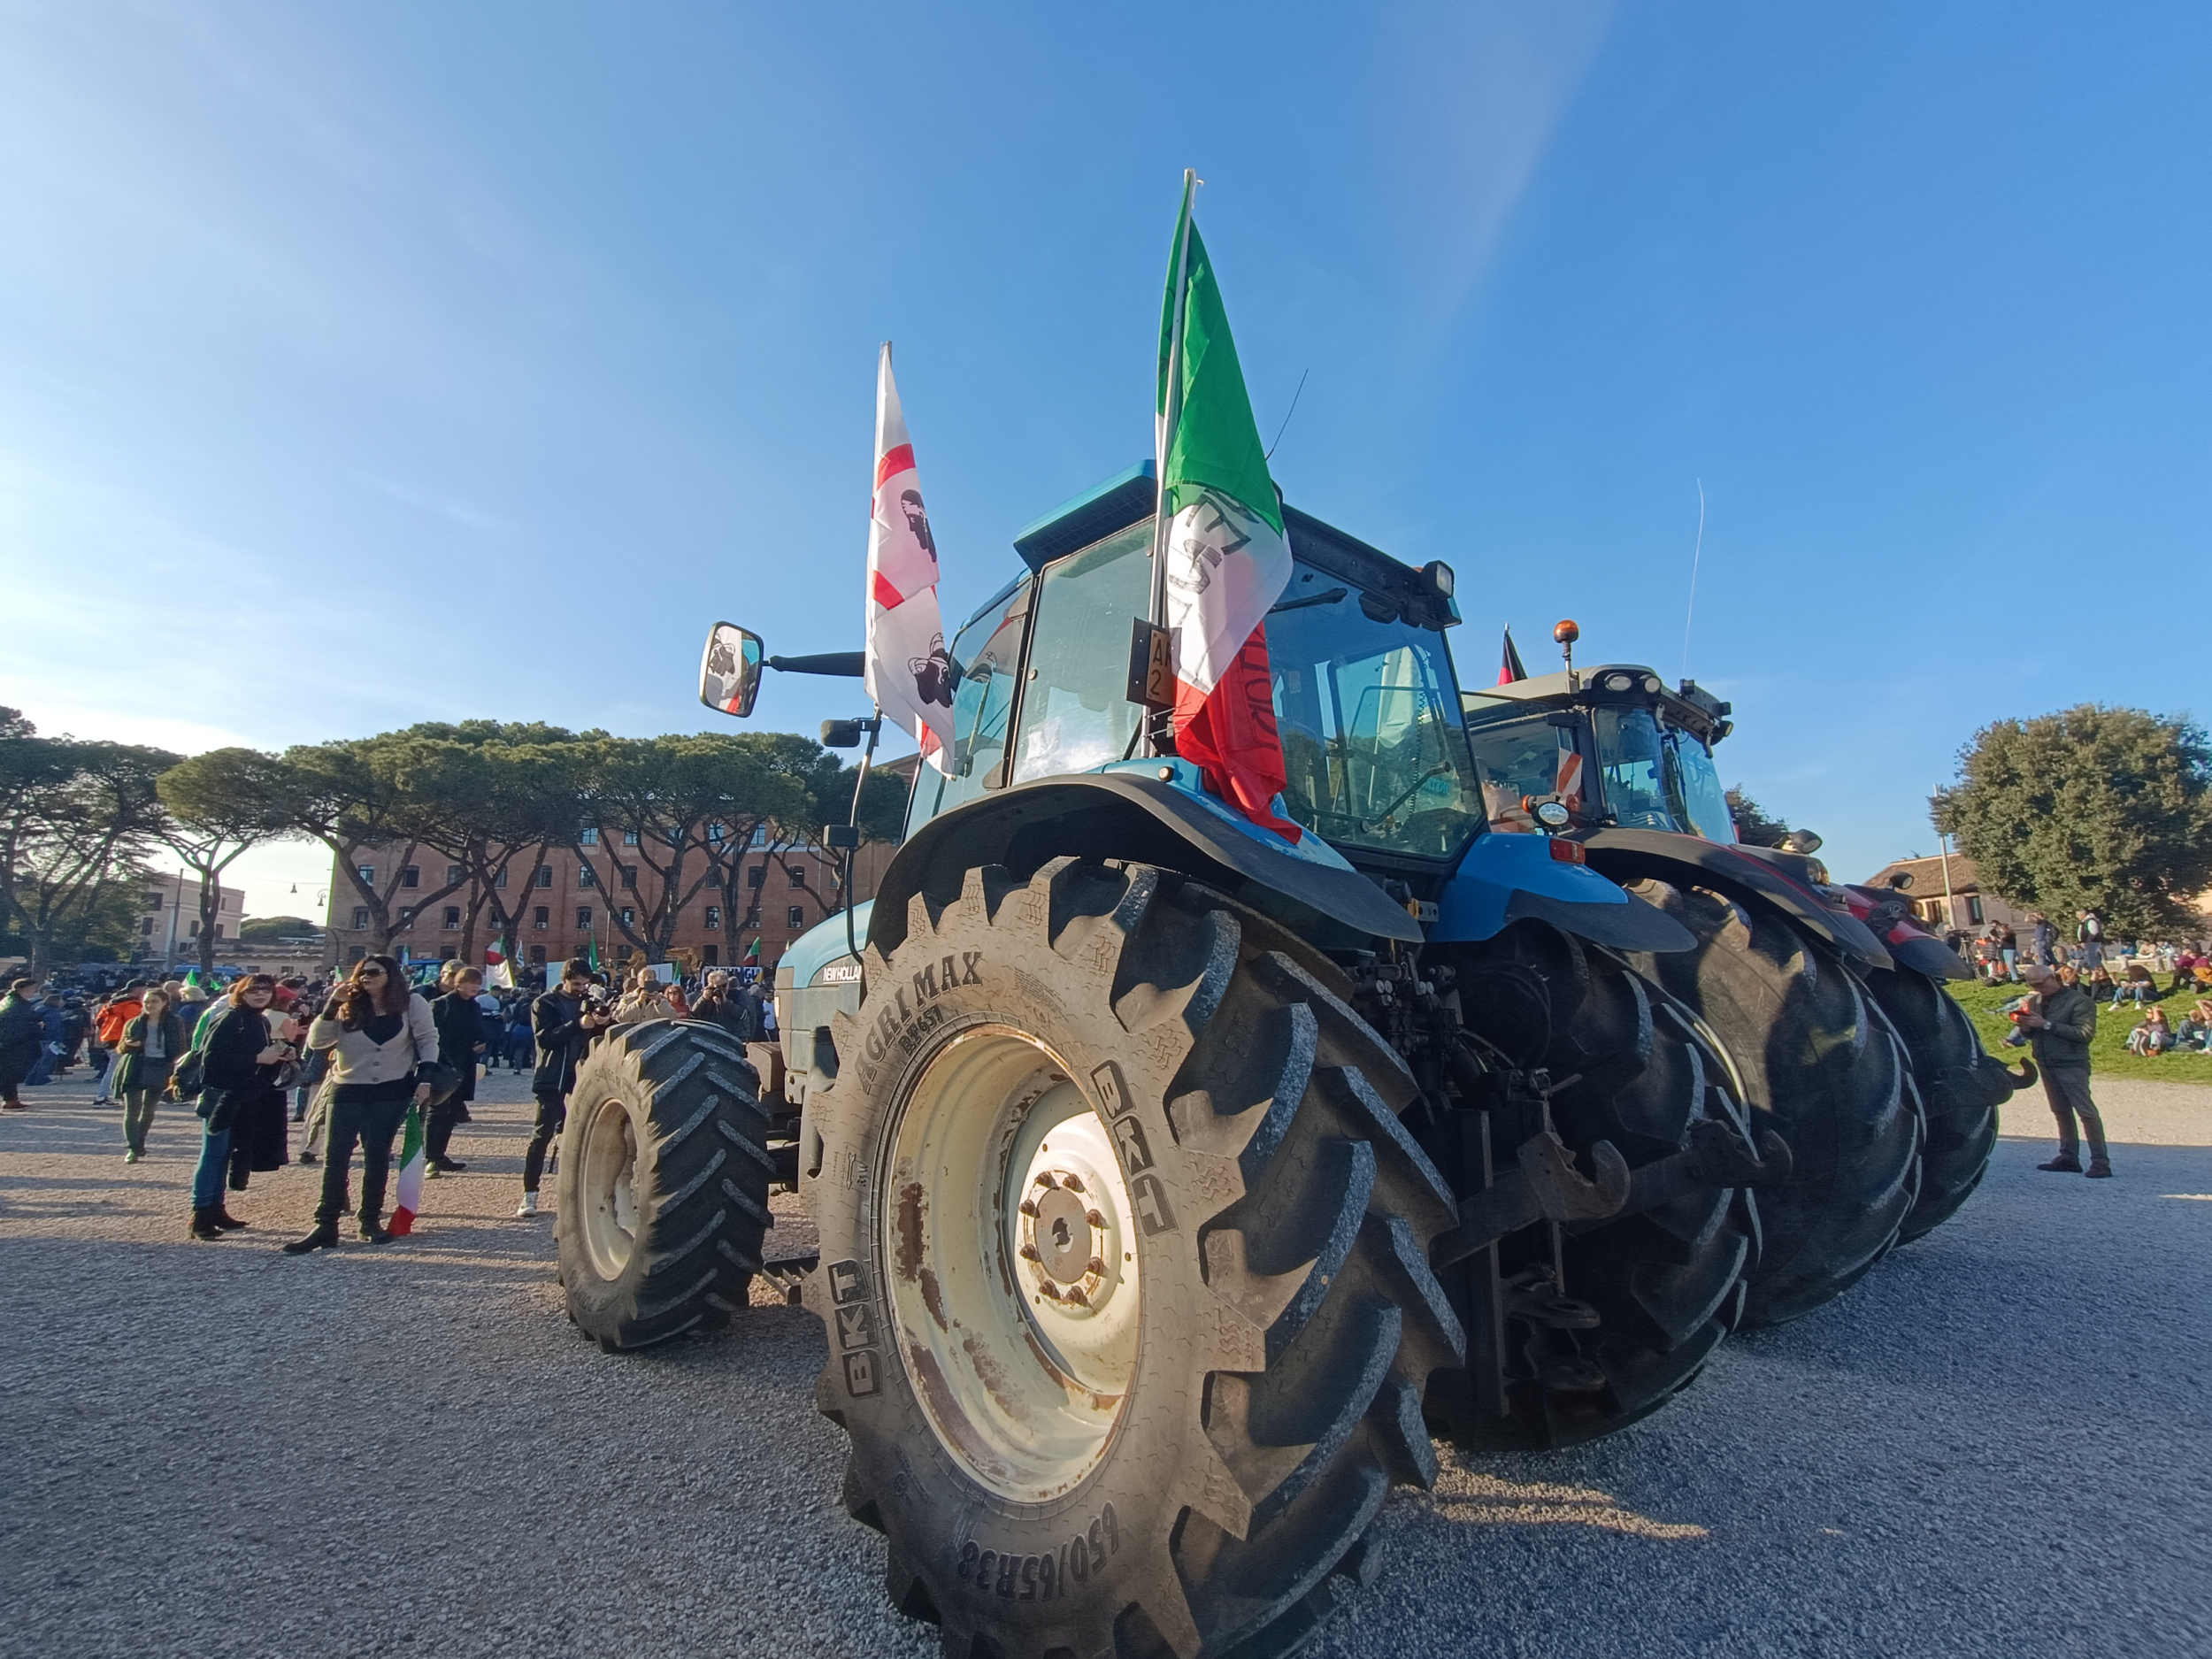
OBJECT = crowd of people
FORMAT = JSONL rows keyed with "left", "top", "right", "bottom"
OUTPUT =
{"left": 0, "top": 956, "right": 779, "bottom": 1248}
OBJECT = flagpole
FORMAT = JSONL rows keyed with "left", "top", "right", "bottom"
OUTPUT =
{"left": 1147, "top": 169, "right": 1197, "bottom": 757}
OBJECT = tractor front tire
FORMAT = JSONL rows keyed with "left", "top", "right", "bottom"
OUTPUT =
{"left": 557, "top": 1019, "right": 772, "bottom": 1351}
{"left": 1860, "top": 965, "right": 2020, "bottom": 1242}
{"left": 805, "top": 858, "right": 1464, "bottom": 1659}
{"left": 1628, "top": 882, "right": 1921, "bottom": 1326}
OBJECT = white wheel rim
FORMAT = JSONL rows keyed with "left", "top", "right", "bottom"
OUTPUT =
{"left": 883, "top": 1025, "right": 1139, "bottom": 1502}
{"left": 580, "top": 1096, "right": 639, "bottom": 1279}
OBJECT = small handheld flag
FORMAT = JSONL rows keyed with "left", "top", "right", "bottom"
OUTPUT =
{"left": 388, "top": 1103, "right": 425, "bottom": 1236}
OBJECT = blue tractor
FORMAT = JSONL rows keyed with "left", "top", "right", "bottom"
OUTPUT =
{"left": 557, "top": 466, "right": 1865, "bottom": 1658}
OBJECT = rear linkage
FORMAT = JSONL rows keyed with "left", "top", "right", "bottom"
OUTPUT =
{"left": 1343, "top": 946, "right": 1790, "bottom": 1413}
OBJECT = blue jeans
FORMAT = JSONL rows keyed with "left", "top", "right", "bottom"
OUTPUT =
{"left": 191, "top": 1125, "right": 233, "bottom": 1209}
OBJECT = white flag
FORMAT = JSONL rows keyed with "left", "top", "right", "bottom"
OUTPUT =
{"left": 864, "top": 345, "right": 956, "bottom": 772}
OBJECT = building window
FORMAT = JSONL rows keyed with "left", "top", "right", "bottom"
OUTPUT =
{"left": 398, "top": 907, "right": 417, "bottom": 929}
{"left": 142, "top": 919, "right": 154, "bottom": 936}
{"left": 708, "top": 822, "right": 726, "bottom": 844}
{"left": 402, "top": 866, "right": 420, "bottom": 889}
{"left": 620, "top": 865, "right": 636, "bottom": 889}
{"left": 145, "top": 890, "right": 165, "bottom": 910}
{"left": 788, "top": 865, "right": 804, "bottom": 887}
{"left": 212, "top": 924, "right": 224, "bottom": 939}
{"left": 357, "top": 865, "right": 375, "bottom": 886}
{"left": 623, "top": 831, "right": 640, "bottom": 846}
{"left": 491, "top": 867, "right": 507, "bottom": 888}
{"left": 787, "top": 905, "right": 805, "bottom": 930}
{"left": 580, "top": 827, "right": 598, "bottom": 845}
{"left": 620, "top": 907, "right": 636, "bottom": 927}
{"left": 537, "top": 866, "right": 554, "bottom": 888}
{"left": 1967, "top": 896, "right": 1985, "bottom": 925}
{"left": 446, "top": 864, "right": 465, "bottom": 887}
{"left": 576, "top": 907, "right": 593, "bottom": 928}
{"left": 352, "top": 907, "right": 370, "bottom": 930}
{"left": 348, "top": 945, "right": 367, "bottom": 963}
{"left": 577, "top": 864, "right": 595, "bottom": 888}
{"left": 442, "top": 906, "right": 461, "bottom": 928}
{"left": 534, "top": 907, "right": 549, "bottom": 930}
{"left": 526, "top": 945, "right": 544, "bottom": 964}
{"left": 749, "top": 824, "right": 767, "bottom": 848}
{"left": 440, "top": 947, "right": 457, "bottom": 961}
{"left": 743, "top": 905, "right": 760, "bottom": 926}
{"left": 703, "top": 870, "right": 721, "bottom": 889}
{"left": 746, "top": 864, "right": 764, "bottom": 889}
{"left": 705, "top": 905, "right": 721, "bottom": 930}
{"left": 703, "top": 944, "right": 719, "bottom": 965}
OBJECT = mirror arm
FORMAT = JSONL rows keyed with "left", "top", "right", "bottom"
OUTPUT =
{"left": 768, "top": 652, "right": 866, "bottom": 678}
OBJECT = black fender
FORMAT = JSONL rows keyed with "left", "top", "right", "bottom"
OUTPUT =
{"left": 1838, "top": 885, "right": 1973, "bottom": 981}
{"left": 869, "top": 774, "right": 1424, "bottom": 956}
{"left": 1573, "top": 827, "right": 1895, "bottom": 969}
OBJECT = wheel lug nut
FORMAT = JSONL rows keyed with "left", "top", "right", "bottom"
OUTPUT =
{"left": 1064, "top": 1285, "right": 1089, "bottom": 1306}
{"left": 1087, "top": 1256, "right": 1107, "bottom": 1277}
{"left": 1034, "top": 1173, "right": 1057, "bottom": 1189}
{"left": 1086, "top": 1209, "right": 1106, "bottom": 1228}
{"left": 1018, "top": 1243, "right": 1041, "bottom": 1263}
{"left": 1038, "top": 1281, "right": 1063, "bottom": 1300}
{"left": 1018, "top": 1197, "right": 1039, "bottom": 1217}
{"left": 1062, "top": 1174, "right": 1085, "bottom": 1194}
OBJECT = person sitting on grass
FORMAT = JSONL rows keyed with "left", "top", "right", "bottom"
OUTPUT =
{"left": 2113, "top": 961, "right": 2157, "bottom": 1009}
{"left": 2125, "top": 1005, "right": 2175, "bottom": 1056}
{"left": 2172, "top": 1001, "right": 2212, "bottom": 1052}
{"left": 2086, "top": 965, "right": 2117, "bottom": 1003}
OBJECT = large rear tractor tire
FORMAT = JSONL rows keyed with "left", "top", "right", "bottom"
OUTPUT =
{"left": 1860, "top": 964, "right": 2025, "bottom": 1243}
{"left": 1430, "top": 921, "right": 1759, "bottom": 1450}
{"left": 556, "top": 1019, "right": 773, "bottom": 1352}
{"left": 805, "top": 858, "right": 1464, "bottom": 1659}
{"left": 1625, "top": 881, "right": 1921, "bottom": 1327}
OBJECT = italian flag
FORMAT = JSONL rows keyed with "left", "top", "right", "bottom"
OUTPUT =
{"left": 742, "top": 934, "right": 760, "bottom": 964}
{"left": 1155, "top": 174, "right": 1299, "bottom": 841}
{"left": 388, "top": 1103, "right": 426, "bottom": 1237}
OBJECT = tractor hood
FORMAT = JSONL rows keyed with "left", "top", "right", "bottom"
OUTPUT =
{"left": 1434, "top": 832, "right": 1698, "bottom": 953}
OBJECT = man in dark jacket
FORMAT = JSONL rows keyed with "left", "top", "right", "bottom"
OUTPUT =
{"left": 2017, "top": 959, "right": 2110, "bottom": 1177}
{"left": 690, "top": 971, "right": 759, "bottom": 1041}
{"left": 428, "top": 967, "right": 489, "bottom": 1176}
{"left": 518, "top": 959, "right": 611, "bottom": 1217}
{"left": 0, "top": 978, "right": 42, "bottom": 1110}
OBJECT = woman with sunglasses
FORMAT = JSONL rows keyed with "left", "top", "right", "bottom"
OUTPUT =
{"left": 288, "top": 954, "right": 436, "bottom": 1254}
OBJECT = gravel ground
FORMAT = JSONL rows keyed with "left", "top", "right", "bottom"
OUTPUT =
{"left": 2, "top": 1067, "right": 2206, "bottom": 1659}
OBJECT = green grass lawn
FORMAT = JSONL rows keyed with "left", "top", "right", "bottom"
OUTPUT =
{"left": 1947, "top": 976, "right": 2212, "bottom": 1084}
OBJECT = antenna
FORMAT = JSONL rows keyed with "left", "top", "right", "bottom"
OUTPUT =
{"left": 1266, "top": 368, "right": 1310, "bottom": 460}
{"left": 1681, "top": 478, "right": 1705, "bottom": 680}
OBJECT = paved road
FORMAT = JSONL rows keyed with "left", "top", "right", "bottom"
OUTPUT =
{"left": 1, "top": 1067, "right": 2206, "bottom": 1658}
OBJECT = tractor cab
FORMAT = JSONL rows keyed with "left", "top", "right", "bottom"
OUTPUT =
{"left": 1461, "top": 651, "right": 1738, "bottom": 844}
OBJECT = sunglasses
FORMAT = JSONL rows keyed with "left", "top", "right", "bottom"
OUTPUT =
{"left": 357, "top": 969, "right": 388, "bottom": 979}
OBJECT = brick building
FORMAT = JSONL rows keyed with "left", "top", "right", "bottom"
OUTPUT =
{"left": 323, "top": 827, "right": 897, "bottom": 973}
{"left": 1859, "top": 852, "right": 2029, "bottom": 933}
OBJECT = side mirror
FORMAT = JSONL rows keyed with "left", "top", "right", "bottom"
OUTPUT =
{"left": 700, "top": 623, "right": 764, "bottom": 718}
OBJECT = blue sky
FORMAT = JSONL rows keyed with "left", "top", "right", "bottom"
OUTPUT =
{"left": 4, "top": 2, "right": 2206, "bottom": 910}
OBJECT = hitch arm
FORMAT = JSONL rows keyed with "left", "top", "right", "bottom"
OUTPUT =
{"left": 1432, "top": 1130, "right": 1631, "bottom": 1271}
{"left": 1577, "top": 1116, "right": 1793, "bottom": 1231}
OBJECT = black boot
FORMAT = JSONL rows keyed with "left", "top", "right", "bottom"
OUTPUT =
{"left": 188, "top": 1207, "right": 226, "bottom": 1241}
{"left": 359, "top": 1216, "right": 393, "bottom": 1245}
{"left": 214, "top": 1209, "right": 250, "bottom": 1231}
{"left": 281, "top": 1222, "right": 341, "bottom": 1255}
{"left": 2085, "top": 1158, "right": 2114, "bottom": 1179}
{"left": 2038, "top": 1153, "right": 2083, "bottom": 1172}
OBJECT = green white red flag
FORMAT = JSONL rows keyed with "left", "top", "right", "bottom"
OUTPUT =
{"left": 1154, "top": 176, "right": 1299, "bottom": 841}
{"left": 388, "top": 1103, "right": 425, "bottom": 1236}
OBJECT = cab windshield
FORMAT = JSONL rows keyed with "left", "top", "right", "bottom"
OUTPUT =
{"left": 1266, "top": 565, "right": 1485, "bottom": 859}
{"left": 1590, "top": 704, "right": 1736, "bottom": 841}
{"left": 1666, "top": 726, "right": 1734, "bottom": 842}
{"left": 904, "top": 579, "right": 1029, "bottom": 835}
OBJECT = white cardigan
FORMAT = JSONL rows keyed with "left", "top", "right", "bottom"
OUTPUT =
{"left": 307, "top": 993, "right": 438, "bottom": 1087}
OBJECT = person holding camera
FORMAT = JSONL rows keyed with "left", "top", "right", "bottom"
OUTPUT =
{"left": 518, "top": 957, "right": 614, "bottom": 1218}
{"left": 188, "top": 974, "right": 298, "bottom": 1240}
{"left": 286, "top": 954, "right": 437, "bottom": 1254}
{"left": 2016, "top": 958, "right": 2110, "bottom": 1179}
